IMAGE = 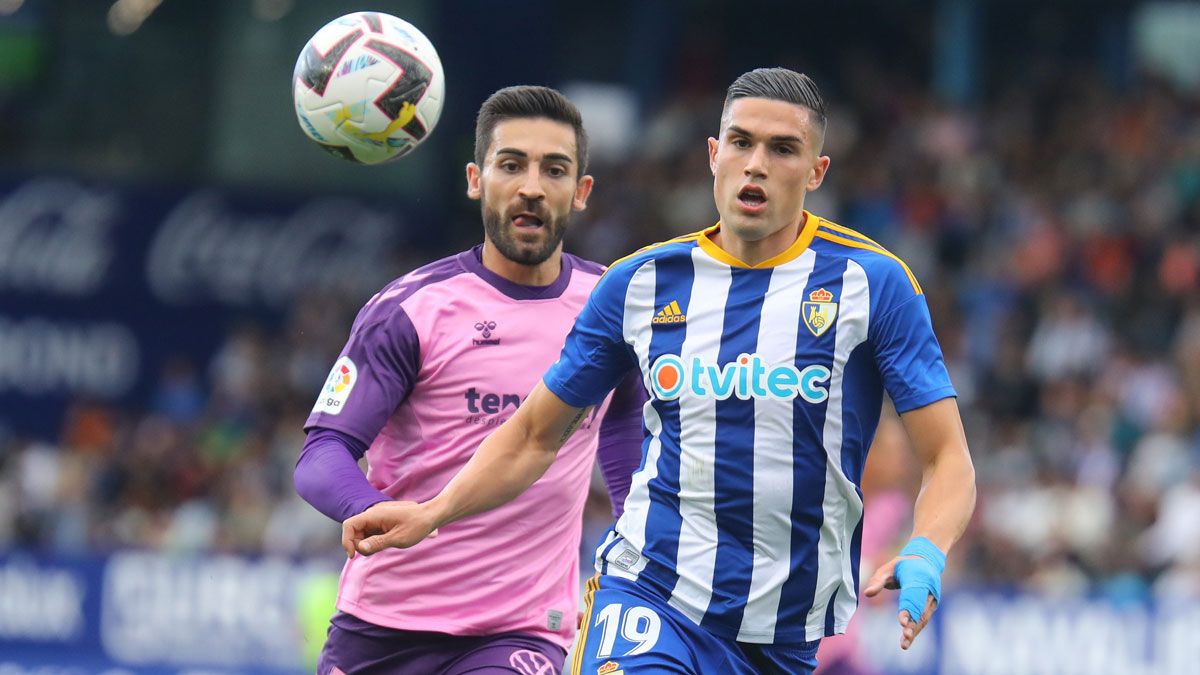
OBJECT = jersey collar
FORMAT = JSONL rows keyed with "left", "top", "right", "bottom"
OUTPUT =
{"left": 697, "top": 211, "right": 819, "bottom": 269}
{"left": 458, "top": 245, "right": 575, "bottom": 300}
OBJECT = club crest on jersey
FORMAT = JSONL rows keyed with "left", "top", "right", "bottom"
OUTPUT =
{"left": 802, "top": 288, "right": 838, "bottom": 337}
{"left": 473, "top": 320, "right": 500, "bottom": 346}
{"left": 597, "top": 662, "right": 622, "bottom": 675}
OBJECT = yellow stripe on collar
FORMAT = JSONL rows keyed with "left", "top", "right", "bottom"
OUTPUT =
{"left": 697, "top": 211, "right": 820, "bottom": 269}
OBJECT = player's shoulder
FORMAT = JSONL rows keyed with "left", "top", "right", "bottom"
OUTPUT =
{"left": 355, "top": 250, "right": 472, "bottom": 326}
{"left": 604, "top": 228, "right": 709, "bottom": 279}
{"left": 393, "top": 250, "right": 474, "bottom": 293}
{"left": 562, "top": 251, "right": 608, "bottom": 279}
{"left": 809, "top": 215, "right": 923, "bottom": 295}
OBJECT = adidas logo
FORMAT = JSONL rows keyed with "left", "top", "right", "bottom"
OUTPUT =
{"left": 652, "top": 300, "right": 686, "bottom": 325}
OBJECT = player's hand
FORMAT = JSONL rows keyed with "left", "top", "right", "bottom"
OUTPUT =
{"left": 864, "top": 537, "right": 946, "bottom": 651}
{"left": 341, "top": 500, "right": 440, "bottom": 558}
{"left": 863, "top": 556, "right": 938, "bottom": 650}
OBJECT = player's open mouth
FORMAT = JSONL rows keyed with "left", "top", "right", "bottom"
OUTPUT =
{"left": 512, "top": 212, "right": 544, "bottom": 228}
{"left": 737, "top": 185, "right": 768, "bottom": 212}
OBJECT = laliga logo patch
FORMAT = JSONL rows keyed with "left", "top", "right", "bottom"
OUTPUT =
{"left": 313, "top": 356, "right": 357, "bottom": 415}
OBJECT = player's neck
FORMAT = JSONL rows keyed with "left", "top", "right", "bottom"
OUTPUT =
{"left": 480, "top": 241, "right": 562, "bottom": 287}
{"left": 713, "top": 215, "right": 806, "bottom": 267}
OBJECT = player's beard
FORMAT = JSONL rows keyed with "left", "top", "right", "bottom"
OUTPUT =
{"left": 480, "top": 197, "right": 570, "bottom": 267}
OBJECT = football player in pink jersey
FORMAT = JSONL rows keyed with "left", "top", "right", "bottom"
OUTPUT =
{"left": 294, "top": 86, "right": 645, "bottom": 675}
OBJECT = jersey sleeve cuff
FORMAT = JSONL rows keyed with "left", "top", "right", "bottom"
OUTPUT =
{"left": 891, "top": 386, "right": 957, "bottom": 414}
{"left": 543, "top": 373, "right": 596, "bottom": 409}
{"left": 303, "top": 416, "right": 379, "bottom": 449}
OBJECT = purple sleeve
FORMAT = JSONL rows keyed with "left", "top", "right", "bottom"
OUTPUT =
{"left": 305, "top": 301, "right": 421, "bottom": 446}
{"left": 294, "top": 428, "right": 391, "bottom": 522}
{"left": 596, "top": 370, "right": 647, "bottom": 518}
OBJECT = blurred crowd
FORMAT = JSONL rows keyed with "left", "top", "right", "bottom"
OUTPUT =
{"left": 0, "top": 300, "right": 353, "bottom": 558}
{"left": 3, "top": 57, "right": 1200, "bottom": 608}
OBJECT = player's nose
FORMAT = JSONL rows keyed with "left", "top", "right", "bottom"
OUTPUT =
{"left": 517, "top": 165, "right": 546, "bottom": 200}
{"left": 744, "top": 144, "right": 768, "bottom": 178}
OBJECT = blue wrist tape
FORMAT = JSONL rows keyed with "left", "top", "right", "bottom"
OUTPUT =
{"left": 894, "top": 536, "right": 946, "bottom": 622}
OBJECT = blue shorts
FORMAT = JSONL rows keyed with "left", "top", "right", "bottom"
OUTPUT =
{"left": 572, "top": 575, "right": 819, "bottom": 675}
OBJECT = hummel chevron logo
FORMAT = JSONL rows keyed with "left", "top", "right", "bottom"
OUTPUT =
{"left": 652, "top": 300, "right": 686, "bottom": 325}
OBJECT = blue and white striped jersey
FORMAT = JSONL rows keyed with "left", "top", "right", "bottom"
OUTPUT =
{"left": 543, "top": 212, "right": 956, "bottom": 644}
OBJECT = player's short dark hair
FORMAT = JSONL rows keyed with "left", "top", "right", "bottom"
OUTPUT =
{"left": 724, "top": 67, "right": 827, "bottom": 132}
{"left": 474, "top": 85, "right": 589, "bottom": 176}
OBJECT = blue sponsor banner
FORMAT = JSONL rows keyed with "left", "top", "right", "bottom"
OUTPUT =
{"left": 0, "top": 550, "right": 340, "bottom": 674}
{"left": 0, "top": 175, "right": 429, "bottom": 438}
{"left": 841, "top": 591, "right": 1200, "bottom": 675}
{"left": 4, "top": 548, "right": 1200, "bottom": 674}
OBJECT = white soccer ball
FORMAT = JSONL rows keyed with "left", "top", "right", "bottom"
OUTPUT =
{"left": 293, "top": 12, "right": 444, "bottom": 165}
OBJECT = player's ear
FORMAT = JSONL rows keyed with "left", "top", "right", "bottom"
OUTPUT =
{"left": 807, "top": 155, "right": 831, "bottom": 192}
{"left": 572, "top": 174, "right": 594, "bottom": 211}
{"left": 466, "top": 162, "right": 482, "bottom": 200}
{"left": 708, "top": 137, "right": 719, "bottom": 175}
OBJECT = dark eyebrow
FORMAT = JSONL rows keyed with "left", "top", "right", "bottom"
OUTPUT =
{"left": 495, "top": 148, "right": 575, "bottom": 164}
{"left": 726, "top": 125, "right": 804, "bottom": 145}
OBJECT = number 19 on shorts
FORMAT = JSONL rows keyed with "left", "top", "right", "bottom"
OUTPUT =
{"left": 593, "top": 603, "right": 662, "bottom": 658}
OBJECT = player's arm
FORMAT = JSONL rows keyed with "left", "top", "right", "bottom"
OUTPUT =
{"left": 862, "top": 268, "right": 977, "bottom": 650}
{"left": 863, "top": 397, "right": 976, "bottom": 650}
{"left": 594, "top": 370, "right": 647, "bottom": 518}
{"left": 297, "top": 297, "right": 420, "bottom": 522}
{"left": 343, "top": 381, "right": 590, "bottom": 556}
{"left": 900, "top": 398, "right": 975, "bottom": 552}
{"left": 294, "top": 428, "right": 390, "bottom": 522}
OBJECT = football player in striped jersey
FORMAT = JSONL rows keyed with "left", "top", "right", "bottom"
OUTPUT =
{"left": 344, "top": 68, "right": 976, "bottom": 674}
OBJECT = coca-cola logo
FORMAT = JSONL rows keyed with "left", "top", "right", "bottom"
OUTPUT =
{"left": 146, "top": 191, "right": 400, "bottom": 308}
{"left": 0, "top": 179, "right": 118, "bottom": 297}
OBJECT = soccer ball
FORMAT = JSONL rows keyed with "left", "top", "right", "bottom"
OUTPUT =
{"left": 293, "top": 12, "right": 444, "bottom": 165}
